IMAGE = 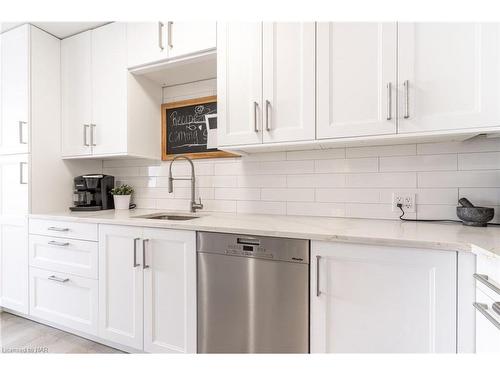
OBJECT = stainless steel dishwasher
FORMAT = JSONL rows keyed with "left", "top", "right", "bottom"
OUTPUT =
{"left": 197, "top": 232, "right": 309, "bottom": 353}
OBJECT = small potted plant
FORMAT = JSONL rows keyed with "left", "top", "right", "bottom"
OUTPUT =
{"left": 110, "top": 184, "right": 134, "bottom": 210}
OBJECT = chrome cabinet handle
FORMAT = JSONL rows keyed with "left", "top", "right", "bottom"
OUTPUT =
{"left": 47, "top": 227, "right": 69, "bottom": 232}
{"left": 83, "top": 124, "right": 90, "bottom": 146}
{"left": 48, "top": 240, "right": 70, "bottom": 247}
{"left": 90, "top": 124, "right": 96, "bottom": 146}
{"left": 19, "top": 162, "right": 28, "bottom": 184}
{"left": 473, "top": 302, "right": 500, "bottom": 330}
{"left": 253, "top": 101, "right": 259, "bottom": 133}
{"left": 143, "top": 239, "right": 150, "bottom": 269}
{"left": 474, "top": 273, "right": 500, "bottom": 295}
{"left": 265, "top": 100, "right": 271, "bottom": 131}
{"left": 403, "top": 79, "right": 410, "bottom": 119}
{"left": 386, "top": 82, "right": 392, "bottom": 120}
{"left": 19, "top": 121, "right": 28, "bottom": 144}
{"left": 48, "top": 275, "right": 70, "bottom": 283}
{"left": 167, "top": 21, "right": 173, "bottom": 48}
{"left": 133, "top": 238, "right": 140, "bottom": 268}
{"left": 158, "top": 22, "right": 164, "bottom": 50}
{"left": 316, "top": 255, "right": 321, "bottom": 297}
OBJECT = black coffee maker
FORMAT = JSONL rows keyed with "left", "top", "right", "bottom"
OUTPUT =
{"left": 70, "top": 174, "right": 115, "bottom": 211}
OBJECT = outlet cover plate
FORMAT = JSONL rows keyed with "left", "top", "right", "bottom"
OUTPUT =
{"left": 392, "top": 192, "right": 416, "bottom": 213}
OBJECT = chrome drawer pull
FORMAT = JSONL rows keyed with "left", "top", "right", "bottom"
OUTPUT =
{"left": 143, "top": 239, "right": 150, "bottom": 269}
{"left": 133, "top": 238, "right": 140, "bottom": 268}
{"left": 403, "top": 79, "right": 410, "bottom": 119}
{"left": 474, "top": 273, "right": 500, "bottom": 295}
{"left": 48, "top": 240, "right": 70, "bottom": 247}
{"left": 473, "top": 302, "right": 500, "bottom": 330}
{"left": 47, "top": 227, "right": 70, "bottom": 232}
{"left": 316, "top": 255, "right": 321, "bottom": 297}
{"left": 48, "top": 275, "right": 70, "bottom": 283}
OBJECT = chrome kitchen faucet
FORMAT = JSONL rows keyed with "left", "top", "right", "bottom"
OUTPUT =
{"left": 168, "top": 155, "right": 204, "bottom": 213}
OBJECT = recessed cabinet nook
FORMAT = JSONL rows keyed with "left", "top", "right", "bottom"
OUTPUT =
{"left": 1, "top": 21, "right": 500, "bottom": 355}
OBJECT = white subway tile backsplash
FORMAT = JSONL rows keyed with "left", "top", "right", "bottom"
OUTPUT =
{"left": 418, "top": 170, "right": 500, "bottom": 188}
{"left": 316, "top": 188, "right": 380, "bottom": 203}
{"left": 237, "top": 201, "right": 286, "bottom": 215}
{"left": 261, "top": 188, "right": 315, "bottom": 202}
{"left": 458, "top": 152, "right": 500, "bottom": 170}
{"left": 287, "top": 202, "right": 345, "bottom": 217}
{"left": 238, "top": 175, "right": 287, "bottom": 188}
{"left": 346, "top": 144, "right": 416, "bottom": 158}
{"left": 214, "top": 188, "right": 260, "bottom": 201}
{"left": 458, "top": 188, "right": 500, "bottom": 206}
{"left": 113, "top": 81, "right": 500, "bottom": 221}
{"left": 346, "top": 172, "right": 417, "bottom": 188}
{"left": 315, "top": 158, "right": 378, "bottom": 173}
{"left": 287, "top": 174, "right": 346, "bottom": 188}
{"left": 287, "top": 148, "right": 345, "bottom": 160}
{"left": 379, "top": 154, "right": 457, "bottom": 172}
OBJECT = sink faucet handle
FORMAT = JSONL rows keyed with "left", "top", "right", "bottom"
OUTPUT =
{"left": 198, "top": 197, "right": 203, "bottom": 207}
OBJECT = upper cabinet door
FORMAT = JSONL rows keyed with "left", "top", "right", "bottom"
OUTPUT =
{"left": 127, "top": 22, "right": 169, "bottom": 68}
{"left": 217, "top": 22, "right": 263, "bottom": 147}
{"left": 91, "top": 22, "right": 128, "bottom": 156}
{"left": 167, "top": 21, "right": 216, "bottom": 58}
{"left": 61, "top": 31, "right": 92, "bottom": 157}
{"left": 316, "top": 23, "right": 397, "bottom": 139}
{"left": 262, "top": 22, "right": 316, "bottom": 143}
{"left": 398, "top": 23, "right": 500, "bottom": 133}
{"left": 0, "top": 25, "right": 29, "bottom": 155}
{"left": 143, "top": 228, "right": 196, "bottom": 353}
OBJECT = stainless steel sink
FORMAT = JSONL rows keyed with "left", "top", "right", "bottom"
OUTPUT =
{"left": 133, "top": 213, "right": 199, "bottom": 221}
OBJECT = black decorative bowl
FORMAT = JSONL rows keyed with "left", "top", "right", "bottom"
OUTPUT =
{"left": 456, "top": 206, "right": 495, "bottom": 227}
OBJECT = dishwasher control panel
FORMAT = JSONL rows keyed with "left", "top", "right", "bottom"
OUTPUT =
{"left": 197, "top": 232, "right": 309, "bottom": 264}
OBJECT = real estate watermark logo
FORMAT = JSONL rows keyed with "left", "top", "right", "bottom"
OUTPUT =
{"left": 1, "top": 346, "right": 49, "bottom": 354}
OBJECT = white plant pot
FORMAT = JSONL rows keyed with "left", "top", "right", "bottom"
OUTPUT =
{"left": 113, "top": 195, "right": 131, "bottom": 210}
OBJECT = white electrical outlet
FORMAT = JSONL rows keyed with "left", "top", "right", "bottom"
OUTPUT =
{"left": 392, "top": 193, "right": 416, "bottom": 213}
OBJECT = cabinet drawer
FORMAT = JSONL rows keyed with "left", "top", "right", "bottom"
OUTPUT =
{"left": 29, "top": 219, "right": 98, "bottom": 241}
{"left": 29, "top": 235, "right": 98, "bottom": 279}
{"left": 475, "top": 288, "right": 500, "bottom": 353}
{"left": 475, "top": 254, "right": 500, "bottom": 300}
{"left": 29, "top": 267, "right": 98, "bottom": 335}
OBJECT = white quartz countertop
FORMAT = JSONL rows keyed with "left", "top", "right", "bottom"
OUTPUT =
{"left": 29, "top": 209, "right": 500, "bottom": 258}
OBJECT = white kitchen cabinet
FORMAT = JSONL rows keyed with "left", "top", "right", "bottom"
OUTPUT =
{"left": 29, "top": 267, "right": 98, "bottom": 335}
{"left": 61, "top": 31, "right": 92, "bottom": 157}
{"left": 98, "top": 224, "right": 196, "bottom": 353}
{"left": 218, "top": 22, "right": 315, "bottom": 147}
{"left": 168, "top": 21, "right": 216, "bottom": 58}
{"left": 398, "top": 23, "right": 500, "bottom": 133}
{"left": 127, "top": 22, "right": 168, "bottom": 68}
{"left": 143, "top": 227, "right": 196, "bottom": 353}
{"left": 98, "top": 224, "right": 144, "bottom": 350}
{"left": 262, "top": 22, "right": 315, "bottom": 143}
{"left": 474, "top": 253, "right": 500, "bottom": 353}
{"left": 61, "top": 22, "right": 161, "bottom": 159}
{"left": 91, "top": 23, "right": 128, "bottom": 156}
{"left": 217, "top": 22, "right": 263, "bottom": 147}
{"left": 0, "top": 25, "right": 30, "bottom": 155}
{"left": 0, "top": 153, "right": 29, "bottom": 215}
{"left": 127, "top": 21, "right": 216, "bottom": 68}
{"left": 0, "top": 217, "right": 28, "bottom": 314}
{"left": 316, "top": 22, "right": 397, "bottom": 139}
{"left": 311, "top": 241, "right": 457, "bottom": 353}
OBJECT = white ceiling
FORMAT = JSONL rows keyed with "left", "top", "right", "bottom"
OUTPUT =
{"left": 0, "top": 22, "right": 110, "bottom": 39}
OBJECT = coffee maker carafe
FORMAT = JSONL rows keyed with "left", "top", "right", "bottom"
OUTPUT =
{"left": 70, "top": 174, "right": 115, "bottom": 211}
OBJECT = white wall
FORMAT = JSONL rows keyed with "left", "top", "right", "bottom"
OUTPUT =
{"left": 103, "top": 79, "right": 500, "bottom": 222}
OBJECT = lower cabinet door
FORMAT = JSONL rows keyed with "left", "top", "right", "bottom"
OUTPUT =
{"left": 0, "top": 218, "right": 28, "bottom": 314}
{"left": 310, "top": 241, "right": 457, "bottom": 353}
{"left": 29, "top": 267, "right": 98, "bottom": 335}
{"left": 98, "top": 224, "right": 144, "bottom": 350}
{"left": 142, "top": 228, "right": 196, "bottom": 353}
{"left": 475, "top": 288, "right": 500, "bottom": 353}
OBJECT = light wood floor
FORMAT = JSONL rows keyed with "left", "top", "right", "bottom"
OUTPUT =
{"left": 0, "top": 312, "right": 122, "bottom": 354}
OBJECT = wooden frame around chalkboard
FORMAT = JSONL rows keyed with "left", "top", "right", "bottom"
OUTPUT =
{"left": 161, "top": 95, "right": 237, "bottom": 161}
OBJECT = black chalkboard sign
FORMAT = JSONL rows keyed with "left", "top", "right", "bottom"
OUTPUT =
{"left": 161, "top": 96, "right": 235, "bottom": 160}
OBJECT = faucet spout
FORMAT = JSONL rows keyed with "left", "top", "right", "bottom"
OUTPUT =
{"left": 168, "top": 155, "right": 203, "bottom": 213}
